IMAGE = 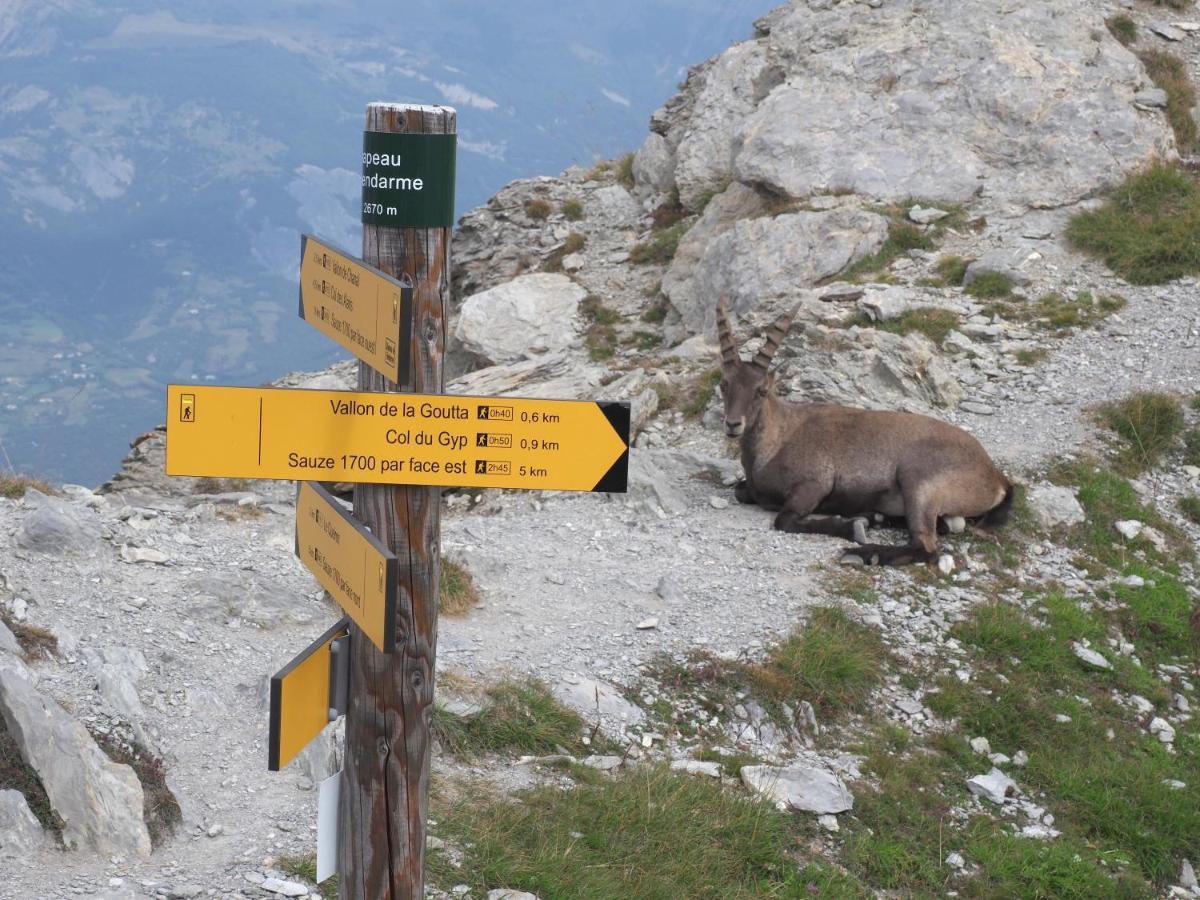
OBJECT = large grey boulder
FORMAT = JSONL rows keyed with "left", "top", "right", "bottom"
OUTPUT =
{"left": 632, "top": 133, "right": 676, "bottom": 196}
{"left": 1026, "top": 484, "right": 1085, "bottom": 529}
{"left": 655, "top": 0, "right": 1171, "bottom": 213}
{"left": 664, "top": 206, "right": 888, "bottom": 336}
{"left": 15, "top": 492, "right": 99, "bottom": 555}
{"left": 0, "top": 653, "right": 150, "bottom": 856}
{"left": 454, "top": 273, "right": 587, "bottom": 368}
{"left": 0, "top": 789, "right": 47, "bottom": 858}
{"left": 740, "top": 765, "right": 853, "bottom": 814}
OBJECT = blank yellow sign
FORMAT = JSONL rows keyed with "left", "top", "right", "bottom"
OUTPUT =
{"left": 165, "top": 384, "right": 629, "bottom": 492}
{"left": 269, "top": 618, "right": 349, "bottom": 772}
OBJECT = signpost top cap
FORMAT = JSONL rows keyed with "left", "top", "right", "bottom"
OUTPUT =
{"left": 366, "top": 102, "right": 457, "bottom": 115}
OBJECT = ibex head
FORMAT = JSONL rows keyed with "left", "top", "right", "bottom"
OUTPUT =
{"left": 716, "top": 299, "right": 798, "bottom": 437}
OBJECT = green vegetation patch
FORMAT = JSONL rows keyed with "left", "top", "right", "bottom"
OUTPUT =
{"left": 933, "top": 254, "right": 969, "bottom": 287}
{"left": 429, "top": 765, "right": 867, "bottom": 898}
{"left": 616, "top": 152, "right": 635, "bottom": 189}
{"left": 849, "top": 307, "right": 961, "bottom": 345}
{"left": 964, "top": 271, "right": 1012, "bottom": 299}
{"left": 579, "top": 295, "right": 621, "bottom": 361}
{"left": 1180, "top": 494, "right": 1200, "bottom": 523}
{"left": 524, "top": 198, "right": 552, "bottom": 220}
{"left": 439, "top": 559, "right": 479, "bottom": 617}
{"left": 927, "top": 596, "right": 1198, "bottom": 885}
{"left": 432, "top": 678, "right": 590, "bottom": 758}
{"left": 193, "top": 476, "right": 251, "bottom": 495}
{"left": 1097, "top": 391, "right": 1185, "bottom": 474}
{"left": 1140, "top": 49, "right": 1199, "bottom": 153}
{"left": 630, "top": 222, "right": 688, "bottom": 265}
{"left": 648, "top": 606, "right": 886, "bottom": 730}
{"left": 845, "top": 220, "right": 934, "bottom": 279}
{"left": 560, "top": 198, "right": 584, "bottom": 221}
{"left": 1067, "top": 164, "right": 1200, "bottom": 284}
{"left": 984, "top": 290, "right": 1125, "bottom": 336}
{"left": 651, "top": 190, "right": 687, "bottom": 230}
{"left": 1107, "top": 14, "right": 1137, "bottom": 46}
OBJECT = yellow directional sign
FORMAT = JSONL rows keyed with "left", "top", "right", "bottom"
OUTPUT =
{"left": 298, "top": 234, "right": 412, "bottom": 384}
{"left": 165, "top": 384, "right": 629, "bottom": 492}
{"left": 269, "top": 618, "right": 349, "bottom": 772}
{"left": 296, "top": 482, "right": 397, "bottom": 653}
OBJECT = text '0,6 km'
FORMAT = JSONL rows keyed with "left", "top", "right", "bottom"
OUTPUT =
{"left": 165, "top": 384, "right": 630, "bottom": 492}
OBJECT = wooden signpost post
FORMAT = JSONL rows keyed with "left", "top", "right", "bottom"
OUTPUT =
{"left": 163, "top": 102, "right": 629, "bottom": 897}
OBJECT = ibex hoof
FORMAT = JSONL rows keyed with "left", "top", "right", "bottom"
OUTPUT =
{"left": 851, "top": 517, "right": 869, "bottom": 545}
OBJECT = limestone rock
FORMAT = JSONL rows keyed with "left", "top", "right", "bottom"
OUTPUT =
{"left": 0, "top": 621, "right": 19, "bottom": 657}
{"left": 729, "top": 0, "right": 1171, "bottom": 210}
{"left": 740, "top": 765, "right": 853, "bottom": 814}
{"left": 1026, "top": 484, "right": 1085, "bottom": 529}
{"left": 552, "top": 674, "right": 644, "bottom": 734}
{"left": 455, "top": 273, "right": 587, "bottom": 367}
{"left": 632, "top": 133, "right": 676, "bottom": 196}
{"left": 0, "top": 653, "right": 151, "bottom": 856}
{"left": 664, "top": 206, "right": 888, "bottom": 335}
{"left": 964, "top": 249, "right": 1034, "bottom": 288}
{"left": 858, "top": 286, "right": 914, "bottom": 323}
{"left": 487, "top": 891, "right": 541, "bottom": 900}
{"left": 1071, "top": 642, "right": 1112, "bottom": 670}
{"left": 16, "top": 492, "right": 99, "bottom": 555}
{"left": 0, "top": 789, "right": 47, "bottom": 858}
{"left": 666, "top": 40, "right": 774, "bottom": 209}
{"left": 967, "top": 768, "right": 1018, "bottom": 804}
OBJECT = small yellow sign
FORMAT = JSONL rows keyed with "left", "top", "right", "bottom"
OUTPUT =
{"left": 296, "top": 482, "right": 397, "bottom": 653}
{"left": 268, "top": 618, "right": 349, "bottom": 772}
{"left": 165, "top": 384, "right": 629, "bottom": 492}
{"left": 179, "top": 394, "right": 195, "bottom": 423}
{"left": 298, "top": 234, "right": 412, "bottom": 384}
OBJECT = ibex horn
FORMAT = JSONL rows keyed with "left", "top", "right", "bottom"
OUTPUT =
{"left": 716, "top": 297, "right": 739, "bottom": 366}
{"left": 751, "top": 303, "right": 801, "bottom": 370}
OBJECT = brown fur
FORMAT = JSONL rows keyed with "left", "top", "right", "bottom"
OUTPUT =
{"left": 718, "top": 300, "right": 1012, "bottom": 566}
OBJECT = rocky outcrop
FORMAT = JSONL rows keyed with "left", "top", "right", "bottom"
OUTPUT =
{"left": 645, "top": 0, "right": 1173, "bottom": 214}
{"left": 664, "top": 201, "right": 889, "bottom": 334}
{"left": 0, "top": 789, "right": 46, "bottom": 858}
{"left": 0, "top": 651, "right": 150, "bottom": 856}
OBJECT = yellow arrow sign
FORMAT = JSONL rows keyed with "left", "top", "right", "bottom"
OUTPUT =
{"left": 298, "top": 234, "right": 412, "bottom": 384}
{"left": 296, "top": 482, "right": 397, "bottom": 653}
{"left": 269, "top": 617, "right": 349, "bottom": 772}
{"left": 165, "top": 384, "right": 629, "bottom": 492}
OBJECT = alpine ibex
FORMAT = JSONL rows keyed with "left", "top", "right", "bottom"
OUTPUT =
{"left": 716, "top": 300, "right": 1013, "bottom": 566}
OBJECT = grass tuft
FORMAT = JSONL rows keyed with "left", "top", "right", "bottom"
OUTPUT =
{"left": 1139, "top": 49, "right": 1198, "bottom": 152}
{"left": 630, "top": 223, "right": 688, "bottom": 265}
{"left": 849, "top": 307, "right": 960, "bottom": 345}
{"left": 616, "top": 152, "right": 635, "bottom": 189}
{"left": 560, "top": 198, "right": 584, "bottom": 221}
{"left": 1097, "top": 391, "right": 1185, "bottom": 473}
{"left": 193, "top": 476, "right": 250, "bottom": 494}
{"left": 429, "top": 765, "right": 866, "bottom": 897}
{"left": 440, "top": 559, "right": 479, "bottom": 617}
{"left": 0, "top": 475, "right": 56, "bottom": 499}
{"left": 1067, "top": 164, "right": 1200, "bottom": 284}
{"left": 934, "top": 254, "right": 969, "bottom": 286}
{"left": 1180, "top": 493, "right": 1200, "bottom": 523}
{"left": 1106, "top": 14, "right": 1137, "bottom": 46}
{"left": 0, "top": 612, "right": 58, "bottom": 663}
{"left": 524, "top": 198, "right": 551, "bottom": 220}
{"left": 964, "top": 271, "right": 1013, "bottom": 299}
{"left": 845, "top": 221, "right": 934, "bottom": 279}
{"left": 579, "top": 295, "right": 620, "bottom": 360}
{"left": 432, "top": 678, "right": 589, "bottom": 758}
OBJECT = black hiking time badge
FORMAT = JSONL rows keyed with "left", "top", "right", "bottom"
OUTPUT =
{"left": 361, "top": 131, "right": 457, "bottom": 228}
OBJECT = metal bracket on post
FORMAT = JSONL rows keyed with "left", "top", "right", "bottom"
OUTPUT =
{"left": 328, "top": 634, "right": 351, "bottom": 722}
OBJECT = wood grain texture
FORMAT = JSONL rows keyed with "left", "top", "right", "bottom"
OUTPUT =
{"left": 339, "top": 102, "right": 455, "bottom": 900}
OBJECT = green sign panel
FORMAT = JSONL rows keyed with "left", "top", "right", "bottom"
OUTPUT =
{"left": 361, "top": 131, "right": 456, "bottom": 228}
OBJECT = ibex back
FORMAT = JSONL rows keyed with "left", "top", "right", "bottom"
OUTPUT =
{"left": 717, "top": 300, "right": 1013, "bottom": 566}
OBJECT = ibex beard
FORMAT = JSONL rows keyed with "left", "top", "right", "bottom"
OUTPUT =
{"left": 716, "top": 299, "right": 1014, "bottom": 567}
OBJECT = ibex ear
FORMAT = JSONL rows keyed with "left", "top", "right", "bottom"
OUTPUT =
{"left": 755, "top": 369, "right": 777, "bottom": 397}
